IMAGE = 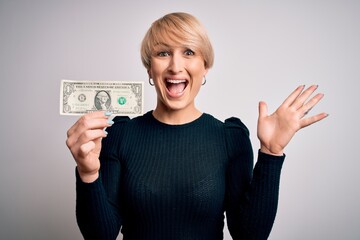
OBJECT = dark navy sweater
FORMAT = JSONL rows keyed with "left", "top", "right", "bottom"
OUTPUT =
{"left": 76, "top": 111, "right": 284, "bottom": 240}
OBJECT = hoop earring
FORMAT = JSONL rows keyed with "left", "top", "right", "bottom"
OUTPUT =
{"left": 202, "top": 76, "right": 207, "bottom": 85}
{"left": 149, "top": 78, "right": 154, "bottom": 86}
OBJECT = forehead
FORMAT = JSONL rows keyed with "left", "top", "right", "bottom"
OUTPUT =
{"left": 150, "top": 32, "right": 198, "bottom": 53}
{"left": 97, "top": 92, "right": 108, "bottom": 96}
{"left": 152, "top": 32, "right": 187, "bottom": 47}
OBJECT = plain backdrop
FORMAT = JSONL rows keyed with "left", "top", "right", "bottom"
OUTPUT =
{"left": 1, "top": 0, "right": 359, "bottom": 239}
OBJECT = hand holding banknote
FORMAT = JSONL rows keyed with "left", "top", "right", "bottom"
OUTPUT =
{"left": 66, "top": 111, "right": 113, "bottom": 183}
{"left": 62, "top": 80, "right": 143, "bottom": 182}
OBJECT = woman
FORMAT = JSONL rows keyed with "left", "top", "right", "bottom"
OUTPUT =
{"left": 66, "top": 12, "right": 327, "bottom": 240}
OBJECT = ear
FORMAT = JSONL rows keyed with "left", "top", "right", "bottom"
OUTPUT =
{"left": 204, "top": 68, "right": 209, "bottom": 76}
{"left": 147, "top": 69, "right": 152, "bottom": 79}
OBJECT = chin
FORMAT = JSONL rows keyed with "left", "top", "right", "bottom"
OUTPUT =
{"left": 161, "top": 98, "right": 192, "bottom": 112}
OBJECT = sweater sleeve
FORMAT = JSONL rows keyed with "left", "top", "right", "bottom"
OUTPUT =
{"left": 76, "top": 116, "right": 130, "bottom": 240}
{"left": 224, "top": 117, "right": 285, "bottom": 240}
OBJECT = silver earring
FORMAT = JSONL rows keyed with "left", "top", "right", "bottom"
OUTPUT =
{"left": 202, "top": 76, "right": 207, "bottom": 85}
{"left": 149, "top": 78, "right": 154, "bottom": 86}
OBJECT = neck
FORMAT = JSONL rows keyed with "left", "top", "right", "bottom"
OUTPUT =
{"left": 152, "top": 106, "right": 202, "bottom": 125}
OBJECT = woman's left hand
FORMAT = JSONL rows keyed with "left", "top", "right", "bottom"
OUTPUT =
{"left": 257, "top": 85, "right": 328, "bottom": 156}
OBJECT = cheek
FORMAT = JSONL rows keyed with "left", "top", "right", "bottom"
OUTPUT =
{"left": 149, "top": 60, "right": 167, "bottom": 77}
{"left": 190, "top": 75, "right": 203, "bottom": 94}
{"left": 193, "top": 73, "right": 204, "bottom": 85}
{"left": 191, "top": 63, "right": 207, "bottom": 80}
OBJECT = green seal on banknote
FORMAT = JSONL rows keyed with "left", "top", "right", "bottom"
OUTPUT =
{"left": 118, "top": 97, "right": 126, "bottom": 105}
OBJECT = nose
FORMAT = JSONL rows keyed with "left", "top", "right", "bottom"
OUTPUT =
{"left": 167, "top": 52, "right": 184, "bottom": 74}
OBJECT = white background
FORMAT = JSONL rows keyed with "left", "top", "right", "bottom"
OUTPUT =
{"left": 0, "top": 0, "right": 359, "bottom": 239}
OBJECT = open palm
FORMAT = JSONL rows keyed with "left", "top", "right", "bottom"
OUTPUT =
{"left": 257, "top": 85, "right": 328, "bottom": 155}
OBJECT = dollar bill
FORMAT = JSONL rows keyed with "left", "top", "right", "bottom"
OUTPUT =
{"left": 60, "top": 80, "right": 144, "bottom": 116}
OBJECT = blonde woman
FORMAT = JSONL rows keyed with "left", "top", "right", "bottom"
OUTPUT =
{"left": 66, "top": 12, "right": 327, "bottom": 240}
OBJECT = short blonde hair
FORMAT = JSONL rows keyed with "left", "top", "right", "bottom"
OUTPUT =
{"left": 140, "top": 12, "right": 214, "bottom": 70}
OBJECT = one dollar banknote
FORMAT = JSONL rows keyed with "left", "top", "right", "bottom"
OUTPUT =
{"left": 60, "top": 80, "right": 144, "bottom": 116}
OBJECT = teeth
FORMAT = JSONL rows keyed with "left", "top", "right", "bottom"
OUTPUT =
{"left": 167, "top": 79, "right": 186, "bottom": 84}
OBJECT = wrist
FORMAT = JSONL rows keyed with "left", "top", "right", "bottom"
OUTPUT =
{"left": 260, "top": 145, "right": 284, "bottom": 156}
{"left": 77, "top": 168, "right": 99, "bottom": 183}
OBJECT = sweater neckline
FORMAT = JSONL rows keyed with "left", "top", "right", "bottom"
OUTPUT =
{"left": 145, "top": 110, "right": 208, "bottom": 128}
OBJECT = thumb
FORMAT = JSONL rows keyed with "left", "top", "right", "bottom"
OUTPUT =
{"left": 258, "top": 101, "right": 268, "bottom": 119}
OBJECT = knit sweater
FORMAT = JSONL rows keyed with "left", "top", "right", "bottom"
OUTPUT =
{"left": 76, "top": 111, "right": 285, "bottom": 240}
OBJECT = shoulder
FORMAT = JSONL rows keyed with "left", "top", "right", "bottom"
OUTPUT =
{"left": 222, "top": 116, "right": 253, "bottom": 160}
{"left": 110, "top": 111, "right": 151, "bottom": 130}
{"left": 201, "top": 113, "right": 224, "bottom": 127}
{"left": 201, "top": 114, "right": 250, "bottom": 137}
{"left": 101, "top": 113, "right": 149, "bottom": 154}
{"left": 106, "top": 116, "right": 130, "bottom": 134}
{"left": 112, "top": 116, "right": 131, "bottom": 125}
{"left": 224, "top": 117, "right": 250, "bottom": 137}
{"left": 104, "top": 112, "right": 151, "bottom": 140}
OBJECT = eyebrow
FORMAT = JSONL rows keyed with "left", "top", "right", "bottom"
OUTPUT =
{"left": 154, "top": 43, "right": 196, "bottom": 51}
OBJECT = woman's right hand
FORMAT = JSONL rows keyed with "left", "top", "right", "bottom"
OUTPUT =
{"left": 66, "top": 111, "right": 113, "bottom": 183}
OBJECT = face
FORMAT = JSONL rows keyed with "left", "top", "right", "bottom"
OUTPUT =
{"left": 100, "top": 96, "right": 108, "bottom": 103}
{"left": 97, "top": 92, "right": 109, "bottom": 103}
{"left": 148, "top": 43, "right": 208, "bottom": 115}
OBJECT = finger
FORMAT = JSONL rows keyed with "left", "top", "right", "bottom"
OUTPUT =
{"left": 258, "top": 101, "right": 268, "bottom": 119}
{"left": 67, "top": 116, "right": 113, "bottom": 147}
{"left": 74, "top": 128, "right": 107, "bottom": 148}
{"left": 282, "top": 85, "right": 305, "bottom": 107}
{"left": 78, "top": 141, "right": 97, "bottom": 158}
{"left": 69, "top": 130, "right": 105, "bottom": 159}
{"left": 300, "top": 112, "right": 329, "bottom": 129}
{"left": 290, "top": 85, "right": 319, "bottom": 110}
{"left": 67, "top": 127, "right": 108, "bottom": 151}
{"left": 67, "top": 119, "right": 110, "bottom": 147}
{"left": 67, "top": 111, "right": 112, "bottom": 137}
{"left": 300, "top": 93, "right": 324, "bottom": 117}
{"left": 67, "top": 111, "right": 111, "bottom": 136}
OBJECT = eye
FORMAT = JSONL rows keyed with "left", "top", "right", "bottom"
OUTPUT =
{"left": 184, "top": 49, "right": 195, "bottom": 56}
{"left": 157, "top": 51, "right": 170, "bottom": 57}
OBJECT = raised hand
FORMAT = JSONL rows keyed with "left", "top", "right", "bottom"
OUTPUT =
{"left": 257, "top": 85, "right": 328, "bottom": 156}
{"left": 66, "top": 111, "right": 113, "bottom": 182}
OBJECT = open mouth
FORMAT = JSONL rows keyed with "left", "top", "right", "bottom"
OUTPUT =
{"left": 165, "top": 79, "right": 188, "bottom": 96}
